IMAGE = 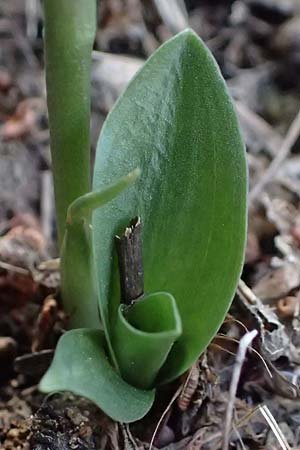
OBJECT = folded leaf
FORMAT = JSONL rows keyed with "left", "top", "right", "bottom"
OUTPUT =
{"left": 66, "top": 168, "right": 141, "bottom": 224}
{"left": 39, "top": 329, "right": 155, "bottom": 423}
{"left": 112, "top": 292, "right": 182, "bottom": 389}
{"left": 61, "top": 221, "right": 100, "bottom": 328}
{"left": 60, "top": 169, "right": 140, "bottom": 329}
{"left": 93, "top": 29, "right": 247, "bottom": 384}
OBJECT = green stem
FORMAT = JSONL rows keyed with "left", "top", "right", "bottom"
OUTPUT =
{"left": 43, "top": 0, "right": 96, "bottom": 246}
{"left": 60, "top": 220, "right": 100, "bottom": 328}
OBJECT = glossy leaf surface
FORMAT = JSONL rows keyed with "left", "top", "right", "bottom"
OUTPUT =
{"left": 93, "top": 29, "right": 247, "bottom": 384}
{"left": 39, "top": 329, "right": 155, "bottom": 423}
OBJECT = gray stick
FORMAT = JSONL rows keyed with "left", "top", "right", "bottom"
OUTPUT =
{"left": 115, "top": 217, "right": 144, "bottom": 305}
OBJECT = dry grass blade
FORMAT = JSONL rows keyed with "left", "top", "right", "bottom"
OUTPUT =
{"left": 235, "top": 404, "right": 262, "bottom": 429}
{"left": 149, "top": 383, "right": 183, "bottom": 450}
{"left": 0, "top": 260, "right": 30, "bottom": 275}
{"left": 260, "top": 405, "right": 291, "bottom": 450}
{"left": 238, "top": 279, "right": 259, "bottom": 305}
{"left": 223, "top": 316, "right": 249, "bottom": 333}
{"left": 232, "top": 423, "right": 247, "bottom": 450}
{"left": 249, "top": 108, "right": 300, "bottom": 207}
{"left": 210, "top": 342, "right": 237, "bottom": 357}
{"left": 222, "top": 329, "right": 258, "bottom": 450}
{"left": 235, "top": 101, "right": 283, "bottom": 157}
{"left": 215, "top": 334, "right": 272, "bottom": 379}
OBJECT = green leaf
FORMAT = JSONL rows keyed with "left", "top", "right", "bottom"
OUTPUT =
{"left": 60, "top": 169, "right": 140, "bottom": 329}
{"left": 66, "top": 168, "right": 141, "bottom": 224}
{"left": 112, "top": 292, "right": 182, "bottom": 389}
{"left": 39, "top": 329, "right": 155, "bottom": 423}
{"left": 93, "top": 29, "right": 247, "bottom": 384}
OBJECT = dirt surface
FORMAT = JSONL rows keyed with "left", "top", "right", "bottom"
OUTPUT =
{"left": 1, "top": 0, "right": 300, "bottom": 449}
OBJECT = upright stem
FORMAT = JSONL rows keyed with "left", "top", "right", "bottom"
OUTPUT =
{"left": 43, "top": 0, "right": 96, "bottom": 246}
{"left": 43, "top": 1, "right": 98, "bottom": 328}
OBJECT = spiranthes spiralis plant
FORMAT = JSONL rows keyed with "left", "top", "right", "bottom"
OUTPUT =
{"left": 39, "top": 0, "right": 247, "bottom": 423}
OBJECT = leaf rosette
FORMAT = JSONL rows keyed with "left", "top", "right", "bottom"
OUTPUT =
{"left": 40, "top": 29, "right": 247, "bottom": 423}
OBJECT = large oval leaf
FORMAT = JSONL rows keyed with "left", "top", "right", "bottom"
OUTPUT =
{"left": 39, "top": 329, "right": 155, "bottom": 423}
{"left": 93, "top": 29, "right": 247, "bottom": 384}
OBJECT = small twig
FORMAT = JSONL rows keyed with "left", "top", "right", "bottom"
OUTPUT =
{"left": 0, "top": 261, "right": 29, "bottom": 275}
{"left": 222, "top": 329, "right": 257, "bottom": 450}
{"left": 232, "top": 423, "right": 247, "bottom": 450}
{"left": 115, "top": 217, "right": 144, "bottom": 304}
{"left": 238, "top": 279, "right": 260, "bottom": 305}
{"left": 41, "top": 170, "right": 55, "bottom": 245}
{"left": 249, "top": 108, "right": 300, "bottom": 207}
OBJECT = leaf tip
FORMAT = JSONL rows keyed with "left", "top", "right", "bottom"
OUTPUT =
{"left": 175, "top": 28, "right": 202, "bottom": 46}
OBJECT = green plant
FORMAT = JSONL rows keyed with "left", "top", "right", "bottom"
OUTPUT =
{"left": 40, "top": 0, "right": 247, "bottom": 423}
